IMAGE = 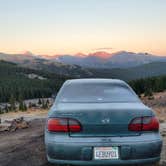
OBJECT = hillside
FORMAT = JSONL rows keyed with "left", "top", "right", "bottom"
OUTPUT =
{"left": 89, "top": 62, "right": 166, "bottom": 81}
{"left": 16, "top": 60, "right": 166, "bottom": 81}
{"left": 0, "top": 61, "right": 69, "bottom": 102}
{"left": 0, "top": 52, "right": 36, "bottom": 63}
{"left": 0, "top": 52, "right": 166, "bottom": 81}
{"left": 20, "top": 58, "right": 93, "bottom": 78}
{"left": 0, "top": 53, "right": 93, "bottom": 78}
{"left": 0, "top": 60, "right": 166, "bottom": 103}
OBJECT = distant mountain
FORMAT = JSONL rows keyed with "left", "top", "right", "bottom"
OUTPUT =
{"left": 55, "top": 51, "right": 166, "bottom": 68}
{"left": 88, "top": 51, "right": 112, "bottom": 59}
{"left": 55, "top": 51, "right": 111, "bottom": 68}
{"left": 106, "top": 51, "right": 166, "bottom": 68}
{"left": 22, "top": 51, "right": 34, "bottom": 56}
{"left": 1, "top": 51, "right": 166, "bottom": 69}
{"left": 0, "top": 53, "right": 93, "bottom": 78}
{"left": 0, "top": 52, "right": 37, "bottom": 63}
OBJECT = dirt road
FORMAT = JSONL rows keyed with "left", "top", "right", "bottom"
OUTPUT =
{"left": 0, "top": 119, "right": 49, "bottom": 166}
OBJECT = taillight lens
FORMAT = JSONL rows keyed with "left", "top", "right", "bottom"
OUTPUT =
{"left": 68, "top": 119, "right": 82, "bottom": 132}
{"left": 129, "top": 116, "right": 159, "bottom": 131}
{"left": 128, "top": 117, "right": 142, "bottom": 131}
{"left": 47, "top": 118, "right": 68, "bottom": 132}
{"left": 142, "top": 116, "right": 159, "bottom": 131}
{"left": 47, "top": 118, "right": 81, "bottom": 132}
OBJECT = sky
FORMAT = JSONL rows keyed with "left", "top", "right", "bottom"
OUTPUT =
{"left": 0, "top": 0, "right": 166, "bottom": 56}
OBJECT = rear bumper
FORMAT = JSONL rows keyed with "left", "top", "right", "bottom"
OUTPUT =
{"left": 45, "top": 138, "right": 162, "bottom": 165}
{"left": 47, "top": 155, "right": 160, "bottom": 165}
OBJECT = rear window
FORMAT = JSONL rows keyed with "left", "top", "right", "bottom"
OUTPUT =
{"left": 57, "top": 82, "right": 140, "bottom": 103}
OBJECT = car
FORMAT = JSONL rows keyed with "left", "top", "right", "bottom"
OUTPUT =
{"left": 45, "top": 78, "right": 162, "bottom": 166}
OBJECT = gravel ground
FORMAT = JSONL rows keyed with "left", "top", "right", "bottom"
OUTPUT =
{"left": 0, "top": 119, "right": 49, "bottom": 166}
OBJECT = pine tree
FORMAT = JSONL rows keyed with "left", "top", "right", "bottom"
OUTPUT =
{"left": 144, "top": 88, "right": 153, "bottom": 97}
{"left": 28, "top": 102, "right": 32, "bottom": 108}
{"left": 0, "top": 107, "right": 3, "bottom": 114}
{"left": 46, "top": 99, "right": 50, "bottom": 108}
{"left": 9, "top": 94, "right": 16, "bottom": 111}
{"left": 23, "top": 102, "right": 27, "bottom": 111}
{"left": 41, "top": 98, "right": 49, "bottom": 109}
{"left": 18, "top": 94, "right": 24, "bottom": 111}
{"left": 5, "top": 104, "right": 9, "bottom": 113}
{"left": 38, "top": 98, "right": 42, "bottom": 105}
{"left": 42, "top": 99, "right": 45, "bottom": 109}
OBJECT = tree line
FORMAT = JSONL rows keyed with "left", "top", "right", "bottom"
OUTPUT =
{"left": 129, "top": 75, "right": 166, "bottom": 96}
{"left": 0, "top": 60, "right": 69, "bottom": 103}
{"left": 0, "top": 97, "right": 51, "bottom": 114}
{"left": 0, "top": 60, "right": 166, "bottom": 107}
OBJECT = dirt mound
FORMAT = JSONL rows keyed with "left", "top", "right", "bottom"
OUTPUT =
{"left": 0, "top": 117, "right": 29, "bottom": 132}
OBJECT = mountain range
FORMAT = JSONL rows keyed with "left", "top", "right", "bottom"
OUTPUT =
{"left": 1, "top": 51, "right": 166, "bottom": 69}
{"left": 0, "top": 51, "right": 166, "bottom": 81}
{"left": 54, "top": 51, "right": 166, "bottom": 68}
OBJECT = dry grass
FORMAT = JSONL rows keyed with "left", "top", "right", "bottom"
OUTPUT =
{"left": 141, "top": 91, "right": 166, "bottom": 122}
{"left": 0, "top": 108, "right": 48, "bottom": 124}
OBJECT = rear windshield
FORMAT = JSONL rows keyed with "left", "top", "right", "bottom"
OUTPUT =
{"left": 57, "top": 82, "right": 140, "bottom": 103}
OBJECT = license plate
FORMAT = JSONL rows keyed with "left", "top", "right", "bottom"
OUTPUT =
{"left": 94, "top": 147, "right": 119, "bottom": 160}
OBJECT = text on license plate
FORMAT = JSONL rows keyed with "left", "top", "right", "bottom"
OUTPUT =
{"left": 94, "top": 147, "right": 119, "bottom": 160}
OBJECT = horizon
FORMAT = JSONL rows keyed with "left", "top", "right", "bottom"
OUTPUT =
{"left": 0, "top": 50, "right": 166, "bottom": 57}
{"left": 0, "top": 0, "right": 166, "bottom": 56}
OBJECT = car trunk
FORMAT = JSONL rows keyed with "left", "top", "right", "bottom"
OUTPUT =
{"left": 51, "top": 102, "right": 152, "bottom": 137}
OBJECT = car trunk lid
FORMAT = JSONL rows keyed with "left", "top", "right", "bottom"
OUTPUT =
{"left": 50, "top": 102, "right": 152, "bottom": 137}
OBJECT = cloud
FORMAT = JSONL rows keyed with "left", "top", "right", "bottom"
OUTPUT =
{"left": 94, "top": 47, "right": 113, "bottom": 51}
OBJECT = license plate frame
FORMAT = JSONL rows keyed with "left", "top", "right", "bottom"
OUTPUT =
{"left": 94, "top": 147, "right": 119, "bottom": 160}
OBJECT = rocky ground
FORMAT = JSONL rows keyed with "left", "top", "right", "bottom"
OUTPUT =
{"left": 0, "top": 92, "right": 166, "bottom": 166}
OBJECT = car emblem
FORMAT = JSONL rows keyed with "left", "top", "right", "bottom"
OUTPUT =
{"left": 101, "top": 138, "right": 112, "bottom": 142}
{"left": 101, "top": 118, "right": 110, "bottom": 124}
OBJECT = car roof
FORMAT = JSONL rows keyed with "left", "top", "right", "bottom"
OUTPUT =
{"left": 65, "top": 78, "right": 127, "bottom": 85}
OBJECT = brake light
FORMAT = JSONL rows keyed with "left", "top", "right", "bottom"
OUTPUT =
{"left": 129, "top": 116, "right": 159, "bottom": 131}
{"left": 47, "top": 118, "right": 81, "bottom": 132}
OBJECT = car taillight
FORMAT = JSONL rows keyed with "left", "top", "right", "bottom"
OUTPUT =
{"left": 128, "top": 116, "right": 159, "bottom": 131}
{"left": 68, "top": 118, "right": 82, "bottom": 132}
{"left": 47, "top": 118, "right": 81, "bottom": 132}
